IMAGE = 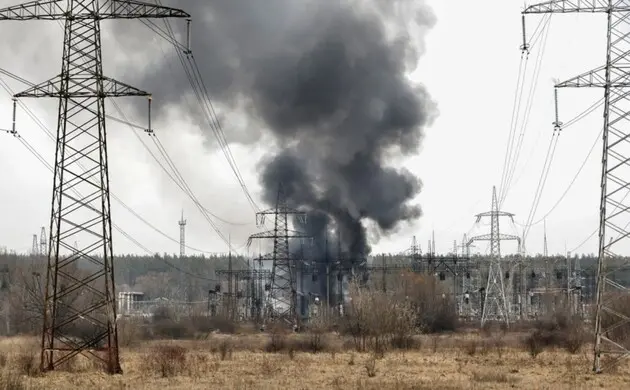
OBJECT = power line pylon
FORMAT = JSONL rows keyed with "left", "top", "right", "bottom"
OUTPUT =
{"left": 247, "top": 184, "right": 310, "bottom": 328}
{"left": 39, "top": 226, "right": 46, "bottom": 257}
{"left": 469, "top": 186, "right": 521, "bottom": 327}
{"left": 523, "top": 1, "right": 630, "bottom": 373}
{"left": 179, "top": 210, "right": 186, "bottom": 258}
{"left": 32, "top": 234, "right": 39, "bottom": 256}
{"left": 407, "top": 236, "right": 422, "bottom": 272}
{"left": 0, "top": 0, "right": 190, "bottom": 374}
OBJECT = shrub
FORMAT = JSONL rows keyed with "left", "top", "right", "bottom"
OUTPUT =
{"left": 530, "top": 310, "right": 587, "bottom": 353}
{"left": 364, "top": 356, "right": 377, "bottom": 377}
{"left": 264, "top": 331, "right": 287, "bottom": 353}
{"left": 522, "top": 332, "right": 544, "bottom": 358}
{"left": 464, "top": 339, "right": 478, "bottom": 356}
{"left": 151, "top": 319, "right": 192, "bottom": 340}
{"left": 146, "top": 345, "right": 187, "bottom": 377}
{"left": 563, "top": 327, "right": 586, "bottom": 354}
{"left": 218, "top": 339, "right": 232, "bottom": 361}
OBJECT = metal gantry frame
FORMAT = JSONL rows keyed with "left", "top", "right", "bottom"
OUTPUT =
{"left": 0, "top": 0, "right": 190, "bottom": 374}
{"left": 523, "top": 0, "right": 630, "bottom": 373}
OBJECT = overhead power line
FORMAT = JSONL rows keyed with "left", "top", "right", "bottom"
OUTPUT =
{"left": 0, "top": 67, "right": 245, "bottom": 255}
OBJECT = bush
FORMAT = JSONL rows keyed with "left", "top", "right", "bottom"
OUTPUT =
{"left": 528, "top": 310, "right": 587, "bottom": 353}
{"left": 304, "top": 332, "right": 327, "bottom": 353}
{"left": 464, "top": 339, "right": 478, "bottom": 356}
{"left": 117, "top": 318, "right": 148, "bottom": 347}
{"left": 218, "top": 339, "right": 232, "bottom": 361}
{"left": 264, "top": 331, "right": 287, "bottom": 353}
{"left": 151, "top": 319, "right": 192, "bottom": 340}
{"left": 523, "top": 331, "right": 545, "bottom": 358}
{"left": 364, "top": 356, "right": 377, "bottom": 377}
{"left": 340, "top": 283, "right": 416, "bottom": 354}
{"left": 146, "top": 345, "right": 187, "bottom": 377}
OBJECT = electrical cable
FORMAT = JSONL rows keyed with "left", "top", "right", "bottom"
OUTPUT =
{"left": 141, "top": 9, "right": 260, "bottom": 214}
{"left": 0, "top": 68, "right": 244, "bottom": 255}
{"left": 501, "top": 18, "right": 552, "bottom": 205}
{"left": 497, "top": 14, "right": 551, "bottom": 204}
{"left": 522, "top": 131, "right": 560, "bottom": 241}
{"left": 3, "top": 126, "right": 220, "bottom": 282}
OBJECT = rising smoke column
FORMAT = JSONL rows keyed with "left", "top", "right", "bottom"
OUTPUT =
{"left": 115, "top": 0, "right": 437, "bottom": 261}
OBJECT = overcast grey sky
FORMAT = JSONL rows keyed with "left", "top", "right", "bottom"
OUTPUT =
{"left": 0, "top": 0, "right": 611, "bottom": 258}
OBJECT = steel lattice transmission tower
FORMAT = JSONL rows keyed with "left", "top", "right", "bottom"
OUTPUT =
{"left": 0, "top": 0, "right": 190, "bottom": 374}
{"left": 247, "top": 184, "right": 309, "bottom": 327}
{"left": 39, "top": 226, "right": 46, "bottom": 257}
{"left": 469, "top": 186, "right": 520, "bottom": 327}
{"left": 179, "top": 210, "right": 186, "bottom": 257}
{"left": 523, "top": 0, "right": 630, "bottom": 373}
{"left": 32, "top": 234, "right": 39, "bottom": 256}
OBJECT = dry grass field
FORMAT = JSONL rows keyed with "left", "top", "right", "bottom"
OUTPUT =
{"left": 0, "top": 332, "right": 628, "bottom": 390}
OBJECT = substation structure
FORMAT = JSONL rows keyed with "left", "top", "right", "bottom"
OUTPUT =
{"left": 205, "top": 250, "right": 593, "bottom": 326}
{"left": 205, "top": 186, "right": 594, "bottom": 328}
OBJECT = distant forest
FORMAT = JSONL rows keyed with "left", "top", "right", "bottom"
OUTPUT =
{"left": 0, "top": 250, "right": 614, "bottom": 303}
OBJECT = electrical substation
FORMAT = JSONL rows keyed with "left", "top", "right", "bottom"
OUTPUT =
{"left": 0, "top": 0, "right": 628, "bottom": 380}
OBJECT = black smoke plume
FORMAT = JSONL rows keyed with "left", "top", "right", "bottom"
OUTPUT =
{"left": 115, "top": 0, "right": 437, "bottom": 266}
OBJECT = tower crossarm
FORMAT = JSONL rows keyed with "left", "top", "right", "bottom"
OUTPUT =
{"left": 247, "top": 230, "right": 311, "bottom": 248}
{"left": 100, "top": 0, "right": 190, "bottom": 19}
{"left": 555, "top": 65, "right": 630, "bottom": 88}
{"left": 255, "top": 207, "right": 307, "bottom": 226}
{"left": 0, "top": 0, "right": 190, "bottom": 20}
{"left": 14, "top": 75, "right": 150, "bottom": 98}
{"left": 468, "top": 233, "right": 520, "bottom": 247}
{"left": 0, "top": 0, "right": 64, "bottom": 20}
{"left": 474, "top": 211, "right": 514, "bottom": 222}
{"left": 523, "top": 1, "right": 620, "bottom": 14}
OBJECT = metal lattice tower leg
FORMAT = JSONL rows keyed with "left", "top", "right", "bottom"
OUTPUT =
{"left": 0, "top": 0, "right": 190, "bottom": 374}
{"left": 523, "top": 0, "right": 630, "bottom": 373}
{"left": 469, "top": 186, "right": 521, "bottom": 327}
{"left": 248, "top": 184, "right": 310, "bottom": 328}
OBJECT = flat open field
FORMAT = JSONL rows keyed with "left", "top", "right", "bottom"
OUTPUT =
{"left": 0, "top": 333, "right": 628, "bottom": 389}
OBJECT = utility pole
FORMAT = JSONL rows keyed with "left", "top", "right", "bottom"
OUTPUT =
{"left": 469, "top": 186, "right": 521, "bottom": 327}
{"left": 522, "top": 1, "right": 630, "bottom": 372}
{"left": 0, "top": 0, "right": 190, "bottom": 374}
{"left": 247, "top": 184, "right": 309, "bottom": 328}
{"left": 179, "top": 210, "right": 186, "bottom": 258}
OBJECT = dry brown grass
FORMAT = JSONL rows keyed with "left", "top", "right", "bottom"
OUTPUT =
{"left": 0, "top": 333, "right": 627, "bottom": 389}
